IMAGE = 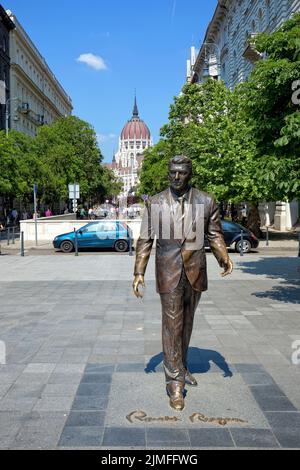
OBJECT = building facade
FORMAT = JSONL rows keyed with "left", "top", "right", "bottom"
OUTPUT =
{"left": 0, "top": 5, "right": 15, "bottom": 130}
{"left": 109, "top": 98, "right": 153, "bottom": 198}
{"left": 187, "top": 0, "right": 300, "bottom": 88}
{"left": 186, "top": 0, "right": 300, "bottom": 230}
{"left": 6, "top": 10, "right": 72, "bottom": 137}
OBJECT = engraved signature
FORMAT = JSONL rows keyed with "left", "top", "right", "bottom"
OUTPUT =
{"left": 126, "top": 410, "right": 182, "bottom": 423}
{"left": 189, "top": 413, "right": 247, "bottom": 426}
{"left": 126, "top": 410, "right": 248, "bottom": 426}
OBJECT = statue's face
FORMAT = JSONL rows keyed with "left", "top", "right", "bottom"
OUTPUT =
{"left": 168, "top": 163, "right": 192, "bottom": 194}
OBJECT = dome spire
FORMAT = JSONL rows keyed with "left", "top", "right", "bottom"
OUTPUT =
{"left": 132, "top": 91, "right": 139, "bottom": 118}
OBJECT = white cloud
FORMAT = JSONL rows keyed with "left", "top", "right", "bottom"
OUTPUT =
{"left": 76, "top": 53, "right": 107, "bottom": 71}
{"left": 97, "top": 133, "right": 117, "bottom": 143}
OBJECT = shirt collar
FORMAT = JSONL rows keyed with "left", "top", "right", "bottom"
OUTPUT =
{"left": 170, "top": 186, "right": 191, "bottom": 202}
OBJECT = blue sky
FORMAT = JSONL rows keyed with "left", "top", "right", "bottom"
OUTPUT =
{"left": 4, "top": 0, "right": 217, "bottom": 162}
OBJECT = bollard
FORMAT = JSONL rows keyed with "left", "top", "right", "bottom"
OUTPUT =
{"left": 0, "top": 229, "right": 2, "bottom": 255}
{"left": 20, "top": 231, "right": 25, "bottom": 257}
{"left": 129, "top": 233, "right": 133, "bottom": 257}
{"left": 266, "top": 226, "right": 269, "bottom": 247}
{"left": 7, "top": 227, "right": 10, "bottom": 246}
{"left": 12, "top": 226, "right": 15, "bottom": 245}
{"left": 240, "top": 230, "right": 244, "bottom": 257}
{"left": 298, "top": 232, "right": 300, "bottom": 258}
{"left": 74, "top": 228, "right": 79, "bottom": 257}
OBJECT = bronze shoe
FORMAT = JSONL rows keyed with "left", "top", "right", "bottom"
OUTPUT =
{"left": 167, "top": 382, "right": 185, "bottom": 412}
{"left": 185, "top": 370, "right": 198, "bottom": 387}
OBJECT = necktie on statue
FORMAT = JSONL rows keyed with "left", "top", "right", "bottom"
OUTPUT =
{"left": 173, "top": 196, "right": 185, "bottom": 240}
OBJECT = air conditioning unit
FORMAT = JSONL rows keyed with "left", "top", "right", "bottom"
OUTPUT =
{"left": 20, "top": 102, "right": 30, "bottom": 113}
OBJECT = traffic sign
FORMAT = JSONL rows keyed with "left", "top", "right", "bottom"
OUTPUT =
{"left": 68, "top": 183, "right": 80, "bottom": 200}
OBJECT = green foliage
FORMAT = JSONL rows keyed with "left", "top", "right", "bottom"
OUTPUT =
{"left": 240, "top": 12, "right": 300, "bottom": 200}
{"left": 0, "top": 116, "right": 116, "bottom": 206}
{"left": 140, "top": 80, "right": 257, "bottom": 203}
{"left": 139, "top": 140, "right": 171, "bottom": 195}
{"left": 0, "top": 130, "right": 41, "bottom": 200}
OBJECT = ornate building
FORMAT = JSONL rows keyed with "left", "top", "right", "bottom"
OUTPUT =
{"left": 187, "top": 0, "right": 300, "bottom": 88}
{"left": 110, "top": 97, "right": 153, "bottom": 198}
{"left": 6, "top": 10, "right": 72, "bottom": 137}
{"left": 0, "top": 5, "right": 15, "bottom": 130}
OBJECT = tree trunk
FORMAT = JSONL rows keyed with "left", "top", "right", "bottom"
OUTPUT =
{"left": 247, "top": 203, "right": 262, "bottom": 238}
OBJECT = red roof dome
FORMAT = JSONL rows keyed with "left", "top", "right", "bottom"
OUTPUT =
{"left": 121, "top": 118, "right": 151, "bottom": 140}
{"left": 121, "top": 97, "right": 151, "bottom": 141}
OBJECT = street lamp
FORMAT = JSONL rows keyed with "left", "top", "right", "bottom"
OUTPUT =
{"left": 202, "top": 42, "right": 221, "bottom": 82}
{"left": 5, "top": 97, "right": 18, "bottom": 137}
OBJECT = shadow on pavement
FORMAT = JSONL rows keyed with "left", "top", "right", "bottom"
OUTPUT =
{"left": 239, "top": 257, "right": 300, "bottom": 303}
{"left": 145, "top": 348, "right": 233, "bottom": 378}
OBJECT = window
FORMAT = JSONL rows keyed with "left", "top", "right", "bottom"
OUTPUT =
{"left": 82, "top": 223, "right": 99, "bottom": 233}
{"left": 258, "top": 9, "right": 263, "bottom": 31}
{"left": 1, "top": 36, "right": 6, "bottom": 52}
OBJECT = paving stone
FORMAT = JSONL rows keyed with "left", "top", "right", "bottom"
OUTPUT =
{"left": 65, "top": 411, "right": 106, "bottom": 427}
{"left": 102, "top": 427, "right": 146, "bottom": 447}
{"left": 271, "top": 427, "right": 300, "bottom": 448}
{"left": 265, "top": 412, "right": 300, "bottom": 429}
{"left": 116, "top": 363, "right": 147, "bottom": 373}
{"left": 0, "top": 398, "right": 37, "bottom": 412}
{"left": 33, "top": 396, "right": 74, "bottom": 412}
{"left": 81, "top": 374, "right": 112, "bottom": 384}
{"left": 188, "top": 429, "right": 234, "bottom": 448}
{"left": 241, "top": 372, "right": 277, "bottom": 386}
{"left": 229, "top": 425, "right": 279, "bottom": 450}
{"left": 76, "top": 383, "right": 111, "bottom": 397}
{"left": 146, "top": 428, "right": 190, "bottom": 445}
{"left": 253, "top": 396, "right": 296, "bottom": 412}
{"left": 59, "top": 426, "right": 104, "bottom": 447}
{"left": 85, "top": 364, "right": 115, "bottom": 374}
{"left": 41, "top": 383, "right": 79, "bottom": 397}
{"left": 71, "top": 396, "right": 109, "bottom": 411}
{"left": 23, "top": 364, "right": 56, "bottom": 374}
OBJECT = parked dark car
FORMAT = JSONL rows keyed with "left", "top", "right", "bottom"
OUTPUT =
{"left": 205, "top": 220, "right": 259, "bottom": 253}
{"left": 53, "top": 221, "right": 133, "bottom": 253}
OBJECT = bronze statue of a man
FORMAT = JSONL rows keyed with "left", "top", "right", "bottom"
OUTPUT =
{"left": 133, "top": 156, "right": 233, "bottom": 411}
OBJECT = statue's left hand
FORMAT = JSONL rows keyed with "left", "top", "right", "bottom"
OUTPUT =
{"left": 221, "top": 257, "right": 233, "bottom": 277}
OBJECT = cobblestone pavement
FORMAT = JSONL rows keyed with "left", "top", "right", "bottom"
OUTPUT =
{"left": 0, "top": 253, "right": 299, "bottom": 449}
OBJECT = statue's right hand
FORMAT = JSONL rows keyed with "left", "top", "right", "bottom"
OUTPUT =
{"left": 133, "top": 274, "right": 145, "bottom": 298}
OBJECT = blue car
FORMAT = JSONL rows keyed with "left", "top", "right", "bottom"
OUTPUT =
{"left": 53, "top": 221, "right": 133, "bottom": 253}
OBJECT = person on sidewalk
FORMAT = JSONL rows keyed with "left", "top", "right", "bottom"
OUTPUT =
{"left": 45, "top": 208, "right": 52, "bottom": 217}
{"left": 133, "top": 155, "right": 233, "bottom": 411}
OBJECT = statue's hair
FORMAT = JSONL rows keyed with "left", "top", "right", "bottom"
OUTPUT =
{"left": 169, "top": 155, "right": 192, "bottom": 172}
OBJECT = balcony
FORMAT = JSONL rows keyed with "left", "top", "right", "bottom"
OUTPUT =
{"left": 20, "top": 102, "right": 30, "bottom": 113}
{"left": 243, "top": 34, "right": 263, "bottom": 63}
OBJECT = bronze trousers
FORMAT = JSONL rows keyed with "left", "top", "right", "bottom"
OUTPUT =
{"left": 160, "top": 269, "right": 201, "bottom": 385}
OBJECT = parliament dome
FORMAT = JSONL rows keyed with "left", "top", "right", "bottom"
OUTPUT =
{"left": 121, "top": 97, "right": 151, "bottom": 140}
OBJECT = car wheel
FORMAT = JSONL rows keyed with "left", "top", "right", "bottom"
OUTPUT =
{"left": 114, "top": 240, "right": 129, "bottom": 252}
{"left": 235, "top": 239, "right": 252, "bottom": 253}
{"left": 60, "top": 240, "right": 74, "bottom": 253}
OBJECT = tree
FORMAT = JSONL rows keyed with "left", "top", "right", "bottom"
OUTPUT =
{"left": 0, "top": 130, "right": 42, "bottom": 208}
{"left": 240, "top": 13, "right": 300, "bottom": 201}
{"left": 33, "top": 116, "right": 110, "bottom": 206}
{"left": 140, "top": 80, "right": 257, "bottom": 203}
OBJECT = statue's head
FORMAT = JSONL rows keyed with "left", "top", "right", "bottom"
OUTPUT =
{"left": 168, "top": 155, "right": 192, "bottom": 195}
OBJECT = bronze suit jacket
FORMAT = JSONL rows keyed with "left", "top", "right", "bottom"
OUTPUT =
{"left": 134, "top": 187, "right": 229, "bottom": 294}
